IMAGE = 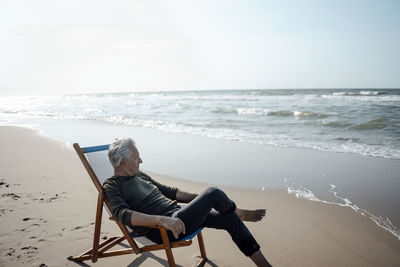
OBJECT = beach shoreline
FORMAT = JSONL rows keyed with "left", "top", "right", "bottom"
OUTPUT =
{"left": 0, "top": 125, "right": 399, "bottom": 266}
{"left": 14, "top": 118, "right": 400, "bottom": 233}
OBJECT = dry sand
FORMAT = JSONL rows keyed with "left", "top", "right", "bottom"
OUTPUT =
{"left": 0, "top": 126, "right": 399, "bottom": 267}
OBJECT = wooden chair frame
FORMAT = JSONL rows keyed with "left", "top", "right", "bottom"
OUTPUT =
{"left": 69, "top": 143, "right": 207, "bottom": 267}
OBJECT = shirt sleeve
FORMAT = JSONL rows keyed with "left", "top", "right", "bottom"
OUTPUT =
{"left": 140, "top": 172, "right": 178, "bottom": 200}
{"left": 103, "top": 179, "right": 134, "bottom": 227}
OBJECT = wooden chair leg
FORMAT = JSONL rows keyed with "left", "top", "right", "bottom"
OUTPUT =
{"left": 197, "top": 231, "right": 207, "bottom": 259}
{"left": 160, "top": 228, "right": 176, "bottom": 267}
{"left": 92, "top": 192, "right": 104, "bottom": 263}
{"left": 196, "top": 231, "right": 207, "bottom": 266}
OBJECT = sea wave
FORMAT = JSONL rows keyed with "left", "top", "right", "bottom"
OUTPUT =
{"left": 268, "top": 110, "right": 293, "bottom": 116}
{"left": 136, "top": 93, "right": 262, "bottom": 102}
{"left": 334, "top": 137, "right": 360, "bottom": 142}
{"left": 211, "top": 107, "right": 236, "bottom": 114}
{"left": 235, "top": 108, "right": 326, "bottom": 118}
{"left": 332, "top": 90, "right": 387, "bottom": 96}
{"left": 332, "top": 92, "right": 356, "bottom": 96}
{"left": 360, "top": 90, "right": 385, "bottom": 95}
{"left": 236, "top": 108, "right": 293, "bottom": 116}
{"left": 236, "top": 108, "right": 269, "bottom": 116}
{"left": 350, "top": 118, "right": 388, "bottom": 130}
{"left": 294, "top": 111, "right": 327, "bottom": 118}
{"left": 322, "top": 120, "right": 353, "bottom": 128}
{"left": 324, "top": 93, "right": 400, "bottom": 104}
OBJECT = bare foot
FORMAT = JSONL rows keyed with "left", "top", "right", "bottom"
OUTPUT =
{"left": 235, "top": 208, "right": 266, "bottom": 222}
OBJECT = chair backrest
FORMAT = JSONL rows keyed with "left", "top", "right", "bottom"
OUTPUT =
{"left": 84, "top": 145, "right": 113, "bottom": 185}
{"left": 73, "top": 144, "right": 113, "bottom": 215}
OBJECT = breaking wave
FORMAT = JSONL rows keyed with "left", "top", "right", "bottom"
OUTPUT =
{"left": 332, "top": 90, "right": 387, "bottom": 96}
{"left": 235, "top": 108, "right": 327, "bottom": 118}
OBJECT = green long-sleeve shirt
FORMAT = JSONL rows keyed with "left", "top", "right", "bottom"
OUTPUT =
{"left": 103, "top": 171, "right": 179, "bottom": 234}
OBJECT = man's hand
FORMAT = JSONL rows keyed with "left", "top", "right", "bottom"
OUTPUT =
{"left": 160, "top": 216, "right": 186, "bottom": 239}
{"left": 130, "top": 211, "right": 185, "bottom": 239}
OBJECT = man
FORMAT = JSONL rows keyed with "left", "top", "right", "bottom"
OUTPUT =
{"left": 103, "top": 138, "right": 272, "bottom": 267}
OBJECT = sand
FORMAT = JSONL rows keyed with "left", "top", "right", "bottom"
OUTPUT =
{"left": 0, "top": 126, "right": 399, "bottom": 267}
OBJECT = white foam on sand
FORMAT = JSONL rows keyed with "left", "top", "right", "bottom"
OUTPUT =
{"left": 283, "top": 179, "right": 400, "bottom": 240}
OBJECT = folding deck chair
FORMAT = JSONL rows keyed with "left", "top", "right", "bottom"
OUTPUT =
{"left": 69, "top": 143, "right": 207, "bottom": 267}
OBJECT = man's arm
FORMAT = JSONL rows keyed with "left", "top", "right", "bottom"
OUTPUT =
{"left": 176, "top": 189, "right": 198, "bottom": 203}
{"left": 130, "top": 211, "right": 185, "bottom": 238}
{"left": 133, "top": 189, "right": 197, "bottom": 238}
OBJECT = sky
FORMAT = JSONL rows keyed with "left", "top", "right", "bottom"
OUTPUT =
{"left": 0, "top": 0, "right": 399, "bottom": 96}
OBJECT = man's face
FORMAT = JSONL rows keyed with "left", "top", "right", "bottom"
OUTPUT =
{"left": 123, "top": 145, "right": 143, "bottom": 176}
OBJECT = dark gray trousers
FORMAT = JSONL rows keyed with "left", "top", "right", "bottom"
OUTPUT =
{"left": 146, "top": 187, "right": 260, "bottom": 257}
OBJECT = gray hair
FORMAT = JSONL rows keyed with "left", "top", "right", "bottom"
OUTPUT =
{"left": 108, "top": 138, "right": 136, "bottom": 168}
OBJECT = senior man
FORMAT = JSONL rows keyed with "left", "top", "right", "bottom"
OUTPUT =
{"left": 103, "top": 138, "right": 272, "bottom": 267}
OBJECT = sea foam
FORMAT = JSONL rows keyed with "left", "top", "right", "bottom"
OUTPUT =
{"left": 284, "top": 179, "right": 400, "bottom": 240}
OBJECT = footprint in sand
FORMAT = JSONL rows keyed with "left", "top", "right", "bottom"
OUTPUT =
{"left": 1, "top": 246, "right": 38, "bottom": 264}
{"left": 18, "top": 217, "right": 47, "bottom": 232}
{"left": 36, "top": 193, "right": 62, "bottom": 202}
{"left": 0, "top": 179, "right": 10, "bottom": 188}
{"left": 22, "top": 217, "right": 47, "bottom": 222}
{"left": 47, "top": 194, "right": 59, "bottom": 202}
{"left": 70, "top": 223, "right": 98, "bottom": 236}
{"left": 0, "top": 208, "right": 12, "bottom": 217}
{"left": 72, "top": 225, "right": 84, "bottom": 231}
{"left": 71, "top": 222, "right": 95, "bottom": 231}
{"left": 21, "top": 246, "right": 39, "bottom": 263}
{"left": 21, "top": 246, "right": 38, "bottom": 253}
{"left": 0, "top": 179, "right": 20, "bottom": 188}
{"left": 1, "top": 193, "right": 20, "bottom": 200}
{"left": 25, "top": 192, "right": 62, "bottom": 202}
{"left": 1, "top": 247, "right": 16, "bottom": 256}
{"left": 28, "top": 236, "right": 45, "bottom": 242}
{"left": 18, "top": 223, "right": 41, "bottom": 232}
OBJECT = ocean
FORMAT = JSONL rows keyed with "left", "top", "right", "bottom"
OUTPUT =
{"left": 1, "top": 88, "right": 399, "bottom": 239}
{"left": 1, "top": 89, "right": 399, "bottom": 159}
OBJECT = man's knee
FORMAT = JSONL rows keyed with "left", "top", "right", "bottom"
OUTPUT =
{"left": 204, "top": 186, "right": 223, "bottom": 197}
{"left": 202, "top": 186, "right": 236, "bottom": 214}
